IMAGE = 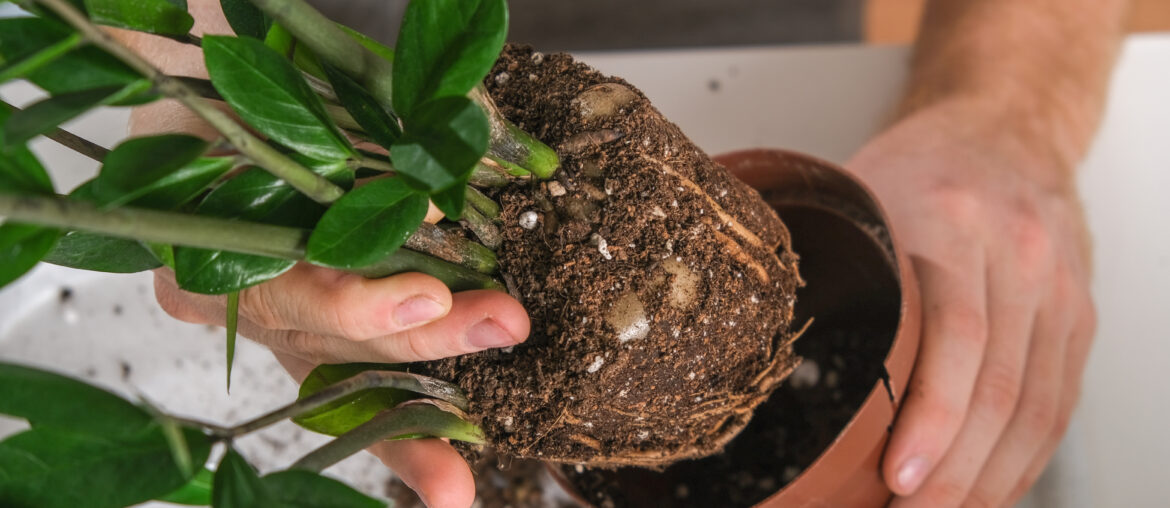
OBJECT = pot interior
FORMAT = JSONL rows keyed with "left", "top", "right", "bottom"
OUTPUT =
{"left": 560, "top": 189, "right": 902, "bottom": 507}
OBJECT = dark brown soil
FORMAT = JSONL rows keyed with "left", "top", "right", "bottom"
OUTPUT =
{"left": 561, "top": 316, "right": 896, "bottom": 507}
{"left": 414, "top": 45, "right": 802, "bottom": 467}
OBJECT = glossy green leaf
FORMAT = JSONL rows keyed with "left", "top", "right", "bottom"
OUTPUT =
{"left": 390, "top": 96, "right": 489, "bottom": 191}
{"left": 213, "top": 448, "right": 271, "bottom": 508}
{"left": 323, "top": 64, "right": 400, "bottom": 148}
{"left": 0, "top": 17, "right": 145, "bottom": 98}
{"left": 3, "top": 80, "right": 151, "bottom": 148}
{"left": 0, "top": 425, "right": 211, "bottom": 508}
{"left": 431, "top": 179, "right": 468, "bottom": 220}
{"left": 219, "top": 0, "right": 270, "bottom": 39}
{"left": 0, "top": 223, "right": 60, "bottom": 288}
{"left": 204, "top": 35, "right": 354, "bottom": 161}
{"left": 0, "top": 31, "right": 83, "bottom": 85}
{"left": 0, "top": 361, "right": 153, "bottom": 436}
{"left": 293, "top": 363, "right": 417, "bottom": 437}
{"left": 84, "top": 0, "right": 194, "bottom": 36}
{"left": 0, "top": 102, "right": 54, "bottom": 195}
{"left": 339, "top": 24, "right": 394, "bottom": 64}
{"left": 391, "top": 0, "right": 507, "bottom": 115}
{"left": 158, "top": 467, "right": 213, "bottom": 506}
{"left": 225, "top": 291, "right": 239, "bottom": 392}
{"left": 172, "top": 159, "right": 352, "bottom": 295}
{"left": 91, "top": 135, "right": 234, "bottom": 209}
{"left": 263, "top": 470, "right": 385, "bottom": 508}
{"left": 305, "top": 177, "right": 428, "bottom": 269}
{"left": 42, "top": 231, "right": 162, "bottom": 273}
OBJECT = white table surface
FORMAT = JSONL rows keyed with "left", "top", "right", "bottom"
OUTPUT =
{"left": 3, "top": 33, "right": 1169, "bottom": 507}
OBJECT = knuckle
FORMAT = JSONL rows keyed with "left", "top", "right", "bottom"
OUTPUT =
{"left": 265, "top": 329, "right": 327, "bottom": 361}
{"left": 153, "top": 281, "right": 204, "bottom": 324}
{"left": 912, "top": 383, "right": 969, "bottom": 434}
{"left": 938, "top": 304, "right": 988, "bottom": 349}
{"left": 237, "top": 284, "right": 283, "bottom": 331}
{"left": 976, "top": 364, "right": 1023, "bottom": 420}
{"left": 321, "top": 283, "right": 376, "bottom": 341}
{"left": 932, "top": 186, "right": 984, "bottom": 225}
{"left": 1017, "top": 397, "right": 1059, "bottom": 438}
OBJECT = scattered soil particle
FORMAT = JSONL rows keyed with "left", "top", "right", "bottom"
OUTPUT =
{"left": 415, "top": 45, "right": 802, "bottom": 468}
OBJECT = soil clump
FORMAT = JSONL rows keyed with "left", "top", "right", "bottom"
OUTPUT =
{"left": 415, "top": 45, "right": 802, "bottom": 467}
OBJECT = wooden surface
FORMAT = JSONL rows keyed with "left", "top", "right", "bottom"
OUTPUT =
{"left": 866, "top": 0, "right": 1170, "bottom": 44}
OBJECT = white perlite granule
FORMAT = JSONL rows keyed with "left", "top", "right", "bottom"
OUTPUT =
{"left": 518, "top": 210, "right": 539, "bottom": 229}
{"left": 587, "top": 355, "right": 605, "bottom": 373}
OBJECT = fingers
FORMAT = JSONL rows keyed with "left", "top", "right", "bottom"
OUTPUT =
{"left": 884, "top": 252, "right": 989, "bottom": 496}
{"left": 988, "top": 296, "right": 1095, "bottom": 506}
{"left": 254, "top": 290, "right": 529, "bottom": 364}
{"left": 157, "top": 264, "right": 455, "bottom": 341}
{"left": 892, "top": 235, "right": 1049, "bottom": 506}
{"left": 369, "top": 439, "right": 475, "bottom": 508}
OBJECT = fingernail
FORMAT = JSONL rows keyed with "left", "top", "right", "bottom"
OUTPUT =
{"left": 467, "top": 319, "right": 516, "bottom": 349}
{"left": 394, "top": 296, "right": 446, "bottom": 327}
{"left": 897, "top": 455, "right": 929, "bottom": 492}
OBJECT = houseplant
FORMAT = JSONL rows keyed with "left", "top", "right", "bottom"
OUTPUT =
{"left": 0, "top": 0, "right": 811, "bottom": 505}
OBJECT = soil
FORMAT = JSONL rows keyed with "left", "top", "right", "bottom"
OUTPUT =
{"left": 414, "top": 45, "right": 802, "bottom": 467}
{"left": 560, "top": 313, "right": 897, "bottom": 507}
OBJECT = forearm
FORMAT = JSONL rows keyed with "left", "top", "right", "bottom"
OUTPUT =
{"left": 901, "top": 0, "right": 1129, "bottom": 170}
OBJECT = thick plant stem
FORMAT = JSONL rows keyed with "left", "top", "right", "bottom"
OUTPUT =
{"left": 406, "top": 223, "right": 497, "bottom": 274}
{"left": 245, "top": 0, "right": 560, "bottom": 178}
{"left": 465, "top": 186, "right": 501, "bottom": 218}
{"left": 32, "top": 0, "right": 345, "bottom": 205}
{"left": 461, "top": 205, "right": 501, "bottom": 250}
{"left": 0, "top": 193, "right": 500, "bottom": 290}
{"left": 216, "top": 370, "right": 469, "bottom": 438}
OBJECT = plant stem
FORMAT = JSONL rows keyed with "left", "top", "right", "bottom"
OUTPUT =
{"left": 290, "top": 404, "right": 459, "bottom": 472}
{"left": 1, "top": 193, "right": 306, "bottom": 258}
{"left": 216, "top": 370, "right": 469, "bottom": 438}
{"left": 461, "top": 205, "right": 501, "bottom": 250}
{"left": 406, "top": 223, "right": 497, "bottom": 274}
{"left": 32, "top": 0, "right": 346, "bottom": 205}
{"left": 245, "top": 0, "right": 559, "bottom": 178}
{"left": 3, "top": 98, "right": 113, "bottom": 162}
{"left": 465, "top": 187, "right": 501, "bottom": 218}
{"left": 0, "top": 32, "right": 84, "bottom": 84}
{"left": 0, "top": 193, "right": 501, "bottom": 289}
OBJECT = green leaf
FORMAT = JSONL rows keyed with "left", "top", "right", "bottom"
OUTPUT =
{"left": 3, "top": 80, "right": 152, "bottom": 148}
{"left": 42, "top": 231, "right": 162, "bottom": 273}
{"left": 219, "top": 0, "right": 270, "bottom": 39}
{"left": 0, "top": 31, "right": 83, "bottom": 85}
{"left": 389, "top": 96, "right": 489, "bottom": 191}
{"left": 203, "top": 35, "right": 354, "bottom": 161}
{"left": 83, "top": 0, "right": 194, "bottom": 36}
{"left": 91, "top": 135, "right": 234, "bottom": 209}
{"left": 0, "top": 17, "right": 145, "bottom": 99}
{"left": 0, "top": 223, "right": 60, "bottom": 288}
{"left": 431, "top": 179, "right": 468, "bottom": 220}
{"left": 305, "top": 177, "right": 428, "bottom": 269}
{"left": 391, "top": 0, "right": 507, "bottom": 115}
{"left": 293, "top": 363, "right": 417, "bottom": 437}
{"left": 172, "top": 159, "right": 352, "bottom": 295}
{"left": 225, "top": 291, "right": 239, "bottom": 392}
{"left": 323, "top": 64, "right": 400, "bottom": 148}
{"left": 0, "top": 102, "right": 54, "bottom": 195}
{"left": 0, "top": 425, "right": 211, "bottom": 508}
{"left": 263, "top": 470, "right": 385, "bottom": 508}
{"left": 213, "top": 448, "right": 271, "bottom": 508}
{"left": 0, "top": 361, "right": 153, "bottom": 436}
{"left": 158, "top": 468, "right": 214, "bottom": 506}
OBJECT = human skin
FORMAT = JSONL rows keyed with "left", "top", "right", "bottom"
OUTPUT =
{"left": 125, "top": 0, "right": 1124, "bottom": 507}
{"left": 847, "top": 0, "right": 1128, "bottom": 506}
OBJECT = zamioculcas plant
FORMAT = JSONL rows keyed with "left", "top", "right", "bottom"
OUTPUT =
{"left": 0, "top": 0, "right": 803, "bottom": 504}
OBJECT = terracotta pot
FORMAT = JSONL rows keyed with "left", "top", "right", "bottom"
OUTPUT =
{"left": 550, "top": 149, "right": 922, "bottom": 507}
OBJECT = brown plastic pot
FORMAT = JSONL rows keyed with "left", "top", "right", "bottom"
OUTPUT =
{"left": 550, "top": 149, "right": 922, "bottom": 507}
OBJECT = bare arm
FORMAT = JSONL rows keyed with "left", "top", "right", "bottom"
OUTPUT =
{"left": 848, "top": 1, "right": 1128, "bottom": 506}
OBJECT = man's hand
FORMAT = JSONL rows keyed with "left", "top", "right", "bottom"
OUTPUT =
{"left": 154, "top": 263, "right": 529, "bottom": 508}
{"left": 848, "top": 97, "right": 1096, "bottom": 507}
